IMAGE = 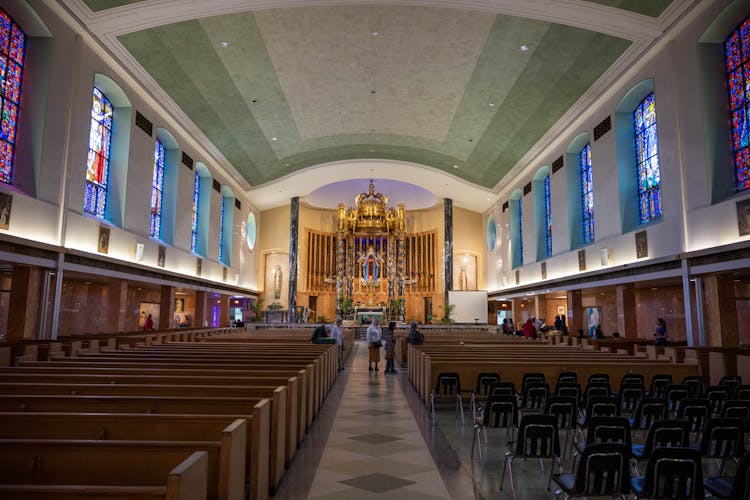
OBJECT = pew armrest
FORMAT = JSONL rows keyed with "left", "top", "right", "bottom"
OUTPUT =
{"left": 167, "top": 450, "right": 208, "bottom": 500}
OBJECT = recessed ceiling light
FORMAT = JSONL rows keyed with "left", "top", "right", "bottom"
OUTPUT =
{"left": 468, "top": 139, "right": 473, "bottom": 142}
{"left": 271, "top": 137, "right": 278, "bottom": 141}
{"left": 85, "top": 281, "right": 92, "bottom": 285}
{"left": 285, "top": 163, "right": 291, "bottom": 167}
{"left": 370, "top": 90, "right": 376, "bottom": 94}
{"left": 520, "top": 44, "right": 529, "bottom": 51}
{"left": 453, "top": 165, "right": 459, "bottom": 169}
{"left": 220, "top": 41, "right": 230, "bottom": 47}
{"left": 372, "top": 31, "right": 379, "bottom": 36}
{"left": 489, "top": 101, "right": 495, "bottom": 107}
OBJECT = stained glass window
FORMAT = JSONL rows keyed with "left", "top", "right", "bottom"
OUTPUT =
{"left": 725, "top": 15, "right": 750, "bottom": 191}
{"left": 84, "top": 87, "right": 113, "bottom": 218}
{"left": 0, "top": 9, "right": 26, "bottom": 184}
{"left": 518, "top": 198, "right": 524, "bottom": 266}
{"left": 219, "top": 196, "right": 226, "bottom": 264}
{"left": 579, "top": 143, "right": 594, "bottom": 244}
{"left": 634, "top": 92, "right": 662, "bottom": 223}
{"left": 149, "top": 140, "right": 165, "bottom": 239}
{"left": 544, "top": 175, "right": 552, "bottom": 257}
{"left": 191, "top": 172, "right": 199, "bottom": 253}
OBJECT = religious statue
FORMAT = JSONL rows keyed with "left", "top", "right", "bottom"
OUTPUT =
{"left": 273, "top": 265, "right": 283, "bottom": 299}
{"left": 358, "top": 246, "right": 384, "bottom": 285}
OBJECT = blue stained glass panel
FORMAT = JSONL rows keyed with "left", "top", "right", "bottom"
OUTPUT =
{"left": 634, "top": 93, "right": 662, "bottom": 223}
{"left": 726, "top": 16, "right": 750, "bottom": 192}
{"left": 0, "top": 8, "right": 24, "bottom": 185}
{"left": 191, "top": 172, "right": 200, "bottom": 254}
{"left": 579, "top": 143, "right": 594, "bottom": 244}
{"left": 219, "top": 197, "right": 226, "bottom": 264}
{"left": 84, "top": 87, "right": 113, "bottom": 218}
{"left": 518, "top": 198, "right": 523, "bottom": 266}
{"left": 149, "top": 140, "right": 166, "bottom": 239}
{"left": 544, "top": 175, "right": 552, "bottom": 258}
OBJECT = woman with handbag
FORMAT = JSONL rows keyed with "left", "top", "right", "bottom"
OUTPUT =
{"left": 366, "top": 317, "right": 382, "bottom": 372}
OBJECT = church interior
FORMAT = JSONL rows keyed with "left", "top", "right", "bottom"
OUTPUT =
{"left": 1, "top": 0, "right": 750, "bottom": 498}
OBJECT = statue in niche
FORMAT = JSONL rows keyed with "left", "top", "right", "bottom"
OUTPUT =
{"left": 458, "top": 265, "right": 468, "bottom": 291}
{"left": 273, "top": 265, "right": 282, "bottom": 299}
{"left": 358, "top": 246, "right": 384, "bottom": 285}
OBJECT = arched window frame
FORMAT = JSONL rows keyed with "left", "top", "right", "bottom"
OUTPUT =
{"left": 84, "top": 86, "right": 112, "bottom": 219}
{"left": 219, "top": 186, "right": 234, "bottom": 266}
{"left": 0, "top": 8, "right": 26, "bottom": 185}
{"left": 191, "top": 170, "right": 199, "bottom": 253}
{"left": 510, "top": 188, "right": 523, "bottom": 269}
{"left": 579, "top": 143, "right": 594, "bottom": 245}
{"left": 724, "top": 15, "right": 750, "bottom": 192}
{"left": 533, "top": 166, "right": 552, "bottom": 261}
{"left": 544, "top": 175, "right": 552, "bottom": 257}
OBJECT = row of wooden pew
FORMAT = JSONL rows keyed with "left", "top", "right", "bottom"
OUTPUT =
{"left": 407, "top": 331, "right": 702, "bottom": 404}
{"left": 0, "top": 328, "right": 353, "bottom": 499}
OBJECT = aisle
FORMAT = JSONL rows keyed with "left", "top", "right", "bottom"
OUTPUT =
{"left": 276, "top": 340, "right": 453, "bottom": 499}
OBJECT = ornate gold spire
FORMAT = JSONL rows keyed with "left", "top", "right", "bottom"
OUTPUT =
{"left": 337, "top": 180, "right": 405, "bottom": 234}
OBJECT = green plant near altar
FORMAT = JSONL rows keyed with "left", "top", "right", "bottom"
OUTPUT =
{"left": 250, "top": 299, "right": 264, "bottom": 322}
{"left": 439, "top": 303, "right": 456, "bottom": 324}
{"left": 267, "top": 301, "right": 283, "bottom": 310}
{"left": 389, "top": 298, "right": 402, "bottom": 320}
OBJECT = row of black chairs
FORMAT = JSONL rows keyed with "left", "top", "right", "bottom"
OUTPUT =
{"left": 493, "top": 412, "right": 749, "bottom": 499}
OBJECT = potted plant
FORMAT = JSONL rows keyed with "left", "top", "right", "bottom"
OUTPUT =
{"left": 439, "top": 303, "right": 456, "bottom": 324}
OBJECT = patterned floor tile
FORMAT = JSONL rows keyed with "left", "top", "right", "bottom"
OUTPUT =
{"left": 347, "top": 432, "right": 403, "bottom": 444}
{"left": 339, "top": 472, "right": 417, "bottom": 493}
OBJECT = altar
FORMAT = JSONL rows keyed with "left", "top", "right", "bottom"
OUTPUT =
{"left": 355, "top": 306, "right": 386, "bottom": 325}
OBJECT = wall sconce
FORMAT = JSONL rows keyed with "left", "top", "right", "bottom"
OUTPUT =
{"left": 135, "top": 243, "right": 144, "bottom": 262}
{"left": 600, "top": 247, "right": 610, "bottom": 266}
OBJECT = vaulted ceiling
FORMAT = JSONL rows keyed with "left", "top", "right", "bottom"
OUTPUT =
{"left": 62, "top": 0, "right": 691, "bottom": 210}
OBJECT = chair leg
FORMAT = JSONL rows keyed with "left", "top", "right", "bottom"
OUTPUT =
{"left": 500, "top": 453, "right": 509, "bottom": 490}
{"left": 430, "top": 392, "right": 436, "bottom": 424}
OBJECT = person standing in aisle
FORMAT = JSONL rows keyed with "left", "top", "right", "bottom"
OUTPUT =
{"left": 331, "top": 317, "right": 344, "bottom": 372}
{"left": 383, "top": 321, "right": 397, "bottom": 373}
{"left": 367, "top": 317, "right": 382, "bottom": 372}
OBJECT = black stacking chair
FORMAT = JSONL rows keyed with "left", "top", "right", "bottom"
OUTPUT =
{"left": 631, "top": 447, "right": 704, "bottom": 498}
{"left": 471, "top": 393, "right": 519, "bottom": 463}
{"left": 555, "top": 382, "right": 581, "bottom": 401}
{"left": 573, "top": 416, "right": 631, "bottom": 459}
{"left": 617, "top": 381, "right": 644, "bottom": 415}
{"left": 471, "top": 372, "right": 500, "bottom": 419}
{"left": 647, "top": 374, "right": 672, "bottom": 398}
{"left": 556, "top": 371, "right": 578, "bottom": 385}
{"left": 580, "top": 383, "right": 611, "bottom": 418}
{"left": 430, "top": 372, "right": 464, "bottom": 423}
{"left": 620, "top": 373, "right": 645, "bottom": 387}
{"left": 587, "top": 373, "right": 609, "bottom": 385}
{"left": 552, "top": 443, "right": 631, "bottom": 499}
{"left": 631, "top": 419, "right": 690, "bottom": 475}
{"left": 487, "top": 381, "right": 516, "bottom": 398}
{"left": 545, "top": 395, "right": 578, "bottom": 458}
{"left": 521, "top": 381, "right": 549, "bottom": 412}
{"left": 630, "top": 397, "right": 667, "bottom": 434}
{"left": 521, "top": 373, "right": 546, "bottom": 396}
{"left": 691, "top": 417, "right": 744, "bottom": 474}
{"left": 578, "top": 395, "right": 619, "bottom": 429}
{"left": 734, "top": 384, "right": 750, "bottom": 401}
{"left": 720, "top": 375, "right": 742, "bottom": 395}
{"left": 501, "top": 414, "right": 561, "bottom": 497}
{"left": 722, "top": 399, "right": 750, "bottom": 433}
{"left": 681, "top": 375, "right": 704, "bottom": 398}
{"left": 706, "top": 385, "right": 731, "bottom": 415}
{"left": 704, "top": 451, "right": 750, "bottom": 499}
{"left": 665, "top": 384, "right": 690, "bottom": 415}
{"left": 678, "top": 398, "right": 711, "bottom": 435}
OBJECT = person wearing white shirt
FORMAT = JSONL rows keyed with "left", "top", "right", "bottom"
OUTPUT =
{"left": 366, "top": 317, "right": 382, "bottom": 372}
{"left": 331, "top": 317, "right": 344, "bottom": 372}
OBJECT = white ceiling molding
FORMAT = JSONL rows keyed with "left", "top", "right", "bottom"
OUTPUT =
{"left": 73, "top": 0, "right": 663, "bottom": 40}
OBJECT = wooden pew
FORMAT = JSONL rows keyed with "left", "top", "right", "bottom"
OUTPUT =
{"left": 0, "top": 450, "right": 207, "bottom": 500}
{"left": 0, "top": 438, "right": 240, "bottom": 500}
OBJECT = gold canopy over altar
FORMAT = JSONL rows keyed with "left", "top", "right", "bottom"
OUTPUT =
{"left": 335, "top": 181, "right": 408, "bottom": 317}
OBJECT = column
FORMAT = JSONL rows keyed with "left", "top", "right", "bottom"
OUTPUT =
{"left": 194, "top": 291, "right": 207, "bottom": 327}
{"left": 159, "top": 285, "right": 175, "bottom": 330}
{"left": 106, "top": 280, "right": 129, "bottom": 334}
{"left": 566, "top": 289, "right": 583, "bottom": 335}
{"left": 7, "top": 266, "right": 42, "bottom": 341}
{"left": 288, "top": 196, "right": 299, "bottom": 323}
{"left": 703, "top": 273, "right": 739, "bottom": 347}
{"left": 220, "top": 294, "right": 230, "bottom": 326}
{"left": 511, "top": 298, "right": 521, "bottom": 331}
{"left": 615, "top": 283, "right": 637, "bottom": 339}
{"left": 534, "top": 295, "right": 547, "bottom": 322}
{"left": 444, "top": 198, "right": 453, "bottom": 306}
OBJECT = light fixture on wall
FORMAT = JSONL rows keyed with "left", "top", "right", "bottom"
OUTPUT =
{"left": 135, "top": 243, "right": 144, "bottom": 262}
{"left": 600, "top": 247, "right": 610, "bottom": 266}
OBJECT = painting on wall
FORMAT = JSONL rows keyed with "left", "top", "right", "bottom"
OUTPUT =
{"left": 635, "top": 230, "right": 648, "bottom": 258}
{"left": 98, "top": 225, "right": 110, "bottom": 254}
{"left": 264, "top": 253, "right": 288, "bottom": 307}
{"left": 138, "top": 302, "right": 160, "bottom": 327}
{"left": 585, "top": 306, "right": 601, "bottom": 337}
{"left": 557, "top": 305, "right": 566, "bottom": 316}
{"left": 737, "top": 198, "right": 750, "bottom": 236}
{"left": 578, "top": 250, "right": 586, "bottom": 271}
{"left": 453, "top": 254, "right": 477, "bottom": 291}
{"left": 541, "top": 261, "right": 547, "bottom": 280}
{"left": 196, "top": 258, "right": 202, "bottom": 276}
{"left": 0, "top": 192, "right": 12, "bottom": 230}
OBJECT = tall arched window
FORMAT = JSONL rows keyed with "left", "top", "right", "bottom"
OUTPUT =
{"left": 191, "top": 171, "right": 199, "bottom": 253}
{"left": 0, "top": 9, "right": 26, "bottom": 185}
{"left": 219, "top": 195, "right": 226, "bottom": 263}
{"left": 544, "top": 175, "right": 552, "bottom": 257}
{"left": 149, "top": 140, "right": 165, "bottom": 239}
{"left": 725, "top": 15, "right": 750, "bottom": 192}
{"left": 84, "top": 87, "right": 112, "bottom": 218}
{"left": 634, "top": 92, "right": 662, "bottom": 222}
{"left": 510, "top": 189, "right": 523, "bottom": 268}
{"left": 579, "top": 143, "right": 594, "bottom": 244}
